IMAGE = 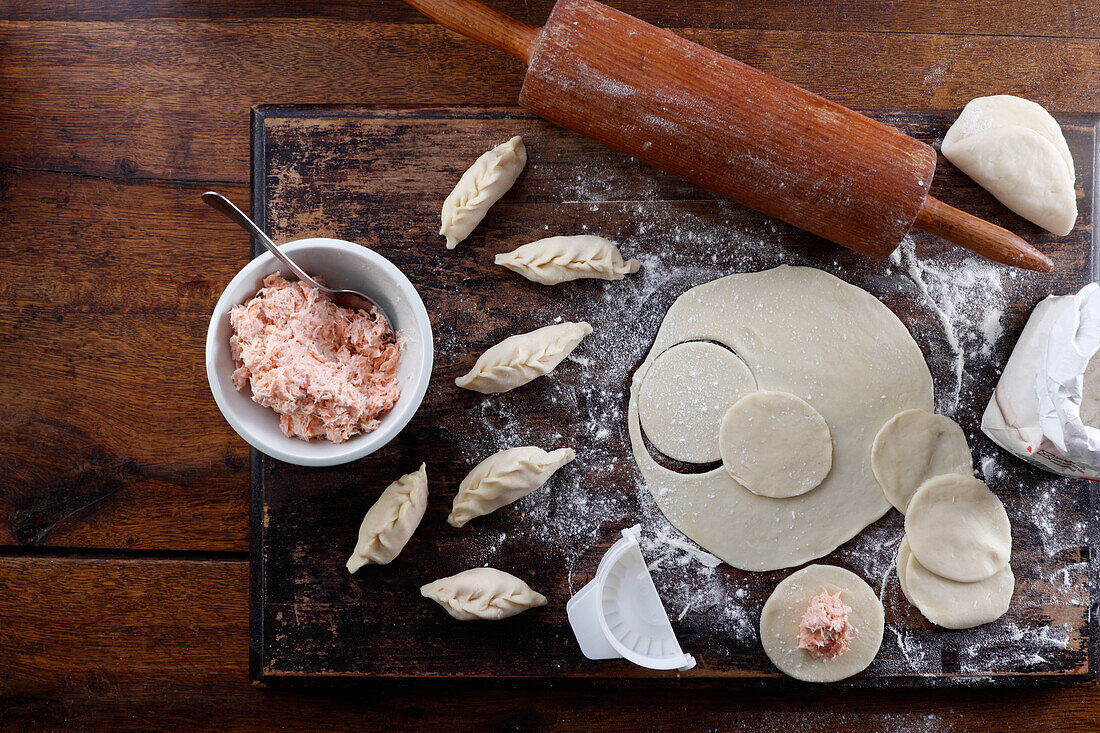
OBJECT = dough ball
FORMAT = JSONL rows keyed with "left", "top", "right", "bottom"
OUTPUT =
{"left": 759, "top": 564, "right": 884, "bottom": 683}
{"left": 638, "top": 341, "right": 756, "bottom": 463}
{"left": 942, "top": 96, "right": 1076, "bottom": 236}
{"left": 896, "top": 538, "right": 913, "bottom": 602}
{"left": 905, "top": 474, "right": 1012, "bottom": 583}
{"left": 718, "top": 390, "right": 832, "bottom": 498}
{"left": 871, "top": 409, "right": 973, "bottom": 513}
{"left": 903, "top": 552, "right": 1014, "bottom": 629}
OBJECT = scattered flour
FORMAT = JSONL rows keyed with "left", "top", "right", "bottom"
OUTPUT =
{"left": 433, "top": 153, "right": 1090, "bottom": 680}
{"left": 892, "top": 237, "right": 1008, "bottom": 415}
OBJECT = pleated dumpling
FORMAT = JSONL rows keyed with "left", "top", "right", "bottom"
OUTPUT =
{"left": 448, "top": 446, "right": 576, "bottom": 528}
{"left": 455, "top": 321, "right": 592, "bottom": 394}
{"left": 440, "top": 136, "right": 527, "bottom": 249}
{"left": 346, "top": 464, "right": 428, "bottom": 572}
{"left": 421, "top": 567, "right": 547, "bottom": 620}
{"left": 941, "top": 95, "right": 1076, "bottom": 236}
{"left": 494, "top": 235, "right": 641, "bottom": 285}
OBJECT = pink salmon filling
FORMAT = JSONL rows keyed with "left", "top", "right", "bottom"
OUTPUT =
{"left": 796, "top": 588, "right": 853, "bottom": 660}
{"left": 229, "top": 273, "right": 401, "bottom": 443}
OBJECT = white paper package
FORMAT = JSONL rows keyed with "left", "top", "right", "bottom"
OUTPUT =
{"left": 982, "top": 283, "right": 1100, "bottom": 479}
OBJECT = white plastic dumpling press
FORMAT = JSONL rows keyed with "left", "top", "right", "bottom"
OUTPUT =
{"left": 566, "top": 525, "right": 696, "bottom": 671}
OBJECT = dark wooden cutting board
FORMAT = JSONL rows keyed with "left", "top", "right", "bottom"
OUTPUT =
{"left": 249, "top": 105, "right": 1097, "bottom": 685}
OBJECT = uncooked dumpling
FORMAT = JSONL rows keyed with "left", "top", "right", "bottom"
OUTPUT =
{"left": 421, "top": 567, "right": 547, "bottom": 621}
{"left": 903, "top": 551, "right": 1014, "bottom": 629}
{"left": 455, "top": 321, "right": 592, "bottom": 394}
{"left": 440, "top": 136, "right": 527, "bottom": 249}
{"left": 637, "top": 341, "right": 756, "bottom": 463}
{"left": 717, "top": 390, "right": 832, "bottom": 499}
{"left": 628, "top": 266, "right": 934, "bottom": 571}
{"left": 942, "top": 96, "right": 1076, "bottom": 236}
{"left": 871, "top": 409, "right": 973, "bottom": 513}
{"left": 905, "top": 473, "right": 1012, "bottom": 583}
{"left": 448, "top": 446, "right": 575, "bottom": 527}
{"left": 759, "top": 564, "right": 884, "bottom": 683}
{"left": 495, "top": 235, "right": 640, "bottom": 285}
{"left": 346, "top": 464, "right": 428, "bottom": 572}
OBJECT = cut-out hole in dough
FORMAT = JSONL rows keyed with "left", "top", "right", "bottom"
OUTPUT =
{"left": 637, "top": 426, "right": 722, "bottom": 475}
{"left": 637, "top": 340, "right": 756, "bottom": 464}
{"left": 871, "top": 409, "right": 973, "bottom": 513}
{"left": 717, "top": 390, "right": 832, "bottom": 498}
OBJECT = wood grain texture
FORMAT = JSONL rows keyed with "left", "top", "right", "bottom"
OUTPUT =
{"left": 3, "top": 0, "right": 1099, "bottom": 39}
{"left": 3, "top": 21, "right": 1100, "bottom": 183}
{"left": 521, "top": 0, "right": 937, "bottom": 259}
{"left": 916, "top": 195, "right": 1052, "bottom": 271}
{"left": 0, "top": 169, "right": 250, "bottom": 550}
{"left": 2, "top": 557, "right": 1100, "bottom": 731}
{"left": 3, "top": 0, "right": 1100, "bottom": 726}
{"left": 251, "top": 106, "right": 1096, "bottom": 683}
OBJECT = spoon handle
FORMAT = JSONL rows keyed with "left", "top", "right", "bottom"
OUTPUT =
{"left": 202, "top": 192, "right": 321, "bottom": 288}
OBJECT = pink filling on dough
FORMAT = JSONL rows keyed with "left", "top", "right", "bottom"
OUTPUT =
{"left": 796, "top": 589, "right": 853, "bottom": 660}
{"left": 229, "top": 274, "right": 401, "bottom": 443}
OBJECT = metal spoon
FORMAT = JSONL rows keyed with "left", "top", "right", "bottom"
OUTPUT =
{"left": 202, "top": 191, "right": 388, "bottom": 320}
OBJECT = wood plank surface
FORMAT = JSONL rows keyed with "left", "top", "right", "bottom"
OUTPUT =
{"left": 0, "top": 170, "right": 249, "bottom": 550}
{"left": 3, "top": 557, "right": 1100, "bottom": 731}
{"left": 2, "top": 0, "right": 1100, "bottom": 727}
{"left": 3, "top": 22, "right": 1099, "bottom": 183}
{"left": 3, "top": 0, "right": 1100, "bottom": 38}
{"left": 252, "top": 106, "right": 1095, "bottom": 683}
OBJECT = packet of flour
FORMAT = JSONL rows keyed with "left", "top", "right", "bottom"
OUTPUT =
{"left": 982, "top": 282, "right": 1100, "bottom": 479}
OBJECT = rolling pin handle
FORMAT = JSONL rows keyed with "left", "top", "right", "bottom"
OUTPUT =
{"left": 403, "top": 0, "right": 540, "bottom": 63}
{"left": 914, "top": 195, "right": 1053, "bottom": 273}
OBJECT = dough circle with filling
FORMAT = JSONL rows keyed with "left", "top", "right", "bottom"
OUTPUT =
{"left": 759, "top": 564, "right": 885, "bottom": 683}
{"left": 903, "top": 552, "right": 1014, "bottom": 629}
{"left": 871, "top": 409, "right": 973, "bottom": 513}
{"left": 718, "top": 390, "right": 832, "bottom": 498}
{"left": 628, "top": 266, "right": 934, "bottom": 571}
{"left": 905, "top": 473, "right": 1011, "bottom": 583}
{"left": 638, "top": 341, "right": 756, "bottom": 463}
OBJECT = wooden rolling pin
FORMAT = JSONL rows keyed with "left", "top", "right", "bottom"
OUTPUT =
{"left": 405, "top": 0, "right": 1053, "bottom": 272}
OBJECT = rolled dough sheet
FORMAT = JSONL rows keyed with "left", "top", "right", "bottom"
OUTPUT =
{"left": 759, "top": 564, "right": 885, "bottom": 683}
{"left": 629, "top": 266, "right": 934, "bottom": 571}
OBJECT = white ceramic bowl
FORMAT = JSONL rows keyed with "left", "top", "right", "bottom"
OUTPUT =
{"left": 206, "top": 238, "right": 433, "bottom": 467}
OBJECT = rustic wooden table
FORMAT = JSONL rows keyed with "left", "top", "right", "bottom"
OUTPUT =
{"left": 2, "top": 0, "right": 1098, "bottom": 729}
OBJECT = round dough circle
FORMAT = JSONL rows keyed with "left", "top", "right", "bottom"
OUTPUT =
{"left": 638, "top": 341, "right": 756, "bottom": 463}
{"left": 627, "top": 266, "right": 935, "bottom": 571}
{"left": 871, "top": 409, "right": 973, "bottom": 513}
{"left": 759, "top": 564, "right": 885, "bottom": 683}
{"left": 718, "top": 390, "right": 832, "bottom": 498}
{"left": 904, "top": 553, "right": 1014, "bottom": 629}
{"left": 905, "top": 473, "right": 1011, "bottom": 583}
